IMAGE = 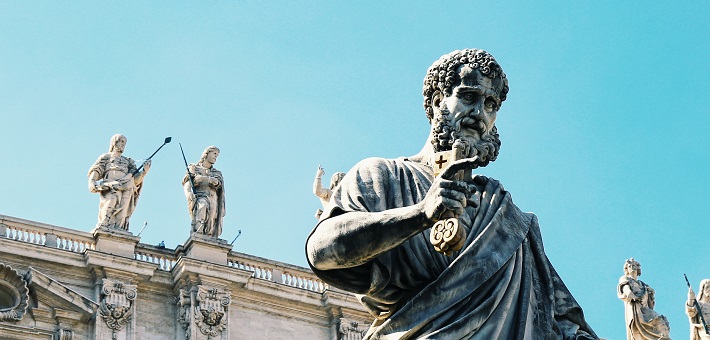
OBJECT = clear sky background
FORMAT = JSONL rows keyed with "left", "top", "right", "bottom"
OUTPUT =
{"left": 1, "top": 2, "right": 708, "bottom": 339}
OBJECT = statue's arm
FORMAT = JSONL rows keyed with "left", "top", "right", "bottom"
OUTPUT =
{"left": 132, "top": 159, "right": 150, "bottom": 185}
{"left": 307, "top": 168, "right": 474, "bottom": 270}
{"left": 647, "top": 286, "right": 655, "bottom": 309}
{"left": 617, "top": 281, "right": 637, "bottom": 302}
{"left": 87, "top": 154, "right": 109, "bottom": 193}
{"left": 307, "top": 204, "right": 430, "bottom": 270}
{"left": 313, "top": 169, "right": 329, "bottom": 199}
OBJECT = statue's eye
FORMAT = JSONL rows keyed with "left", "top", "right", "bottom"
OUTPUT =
{"left": 485, "top": 98, "right": 497, "bottom": 111}
{"left": 461, "top": 93, "right": 476, "bottom": 102}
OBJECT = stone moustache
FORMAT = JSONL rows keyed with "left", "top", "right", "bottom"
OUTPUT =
{"left": 306, "top": 49, "right": 597, "bottom": 339}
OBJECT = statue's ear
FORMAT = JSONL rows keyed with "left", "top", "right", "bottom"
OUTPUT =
{"left": 431, "top": 90, "right": 443, "bottom": 109}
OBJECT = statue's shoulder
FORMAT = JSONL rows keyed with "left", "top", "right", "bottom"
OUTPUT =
{"left": 619, "top": 275, "right": 634, "bottom": 285}
{"left": 91, "top": 153, "right": 112, "bottom": 166}
{"left": 354, "top": 157, "right": 392, "bottom": 168}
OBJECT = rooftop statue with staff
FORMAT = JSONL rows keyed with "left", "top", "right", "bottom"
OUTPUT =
{"left": 181, "top": 145, "right": 225, "bottom": 238}
{"left": 88, "top": 134, "right": 171, "bottom": 231}
{"left": 686, "top": 276, "right": 710, "bottom": 340}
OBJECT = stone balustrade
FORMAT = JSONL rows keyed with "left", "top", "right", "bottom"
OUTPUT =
{"left": 228, "top": 252, "right": 328, "bottom": 293}
{"left": 134, "top": 244, "right": 177, "bottom": 271}
{"left": 0, "top": 214, "right": 328, "bottom": 295}
{"left": 0, "top": 214, "right": 95, "bottom": 253}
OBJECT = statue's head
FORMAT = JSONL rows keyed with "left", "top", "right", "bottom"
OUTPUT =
{"left": 109, "top": 134, "right": 127, "bottom": 153}
{"left": 423, "top": 49, "right": 508, "bottom": 167}
{"left": 330, "top": 172, "right": 346, "bottom": 190}
{"left": 699, "top": 279, "right": 710, "bottom": 302}
{"left": 199, "top": 146, "right": 220, "bottom": 165}
{"left": 623, "top": 258, "right": 641, "bottom": 278}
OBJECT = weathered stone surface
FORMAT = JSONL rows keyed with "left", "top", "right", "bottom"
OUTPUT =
{"left": 306, "top": 49, "right": 597, "bottom": 339}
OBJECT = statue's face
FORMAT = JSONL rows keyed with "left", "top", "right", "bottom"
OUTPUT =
{"left": 113, "top": 137, "right": 127, "bottom": 153}
{"left": 441, "top": 66, "right": 500, "bottom": 143}
{"left": 207, "top": 150, "right": 219, "bottom": 164}
{"left": 431, "top": 65, "right": 502, "bottom": 164}
{"left": 624, "top": 262, "right": 640, "bottom": 278}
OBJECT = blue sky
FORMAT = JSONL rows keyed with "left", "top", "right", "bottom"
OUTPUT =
{"left": 1, "top": 2, "right": 708, "bottom": 338}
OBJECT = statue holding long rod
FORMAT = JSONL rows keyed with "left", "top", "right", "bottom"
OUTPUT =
{"left": 88, "top": 134, "right": 171, "bottom": 231}
{"left": 181, "top": 145, "right": 225, "bottom": 238}
{"left": 685, "top": 275, "right": 710, "bottom": 340}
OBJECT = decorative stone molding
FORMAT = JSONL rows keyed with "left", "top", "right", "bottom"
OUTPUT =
{"left": 338, "top": 317, "right": 368, "bottom": 340}
{"left": 99, "top": 279, "right": 136, "bottom": 339}
{"left": 194, "top": 286, "right": 230, "bottom": 338}
{"left": 176, "top": 289, "right": 192, "bottom": 340}
{"left": 175, "top": 284, "right": 231, "bottom": 340}
{"left": 54, "top": 328, "right": 74, "bottom": 340}
{"left": 0, "top": 262, "right": 30, "bottom": 322}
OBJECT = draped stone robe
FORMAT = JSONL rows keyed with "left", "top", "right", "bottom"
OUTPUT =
{"left": 307, "top": 157, "right": 596, "bottom": 339}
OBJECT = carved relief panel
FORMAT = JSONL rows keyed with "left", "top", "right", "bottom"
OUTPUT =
{"left": 176, "top": 284, "right": 231, "bottom": 340}
{"left": 338, "top": 318, "right": 368, "bottom": 340}
{"left": 98, "top": 279, "right": 136, "bottom": 340}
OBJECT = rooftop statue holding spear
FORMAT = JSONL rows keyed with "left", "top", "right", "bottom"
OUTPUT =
{"left": 685, "top": 275, "right": 710, "bottom": 340}
{"left": 88, "top": 134, "right": 171, "bottom": 231}
{"left": 181, "top": 145, "right": 225, "bottom": 238}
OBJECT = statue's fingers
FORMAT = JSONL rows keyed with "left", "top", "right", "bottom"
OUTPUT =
{"left": 440, "top": 157, "right": 479, "bottom": 180}
{"left": 441, "top": 197, "right": 465, "bottom": 216}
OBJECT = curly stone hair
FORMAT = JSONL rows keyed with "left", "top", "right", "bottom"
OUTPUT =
{"left": 422, "top": 49, "right": 509, "bottom": 122}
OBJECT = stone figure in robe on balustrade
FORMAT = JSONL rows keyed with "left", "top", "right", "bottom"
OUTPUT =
{"left": 88, "top": 134, "right": 150, "bottom": 231}
{"left": 312, "top": 165, "right": 345, "bottom": 219}
{"left": 687, "top": 279, "right": 710, "bottom": 340}
{"left": 183, "top": 146, "right": 225, "bottom": 238}
{"left": 617, "top": 258, "right": 671, "bottom": 340}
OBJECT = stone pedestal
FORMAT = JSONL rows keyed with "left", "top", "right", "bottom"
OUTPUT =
{"left": 92, "top": 227, "right": 140, "bottom": 258}
{"left": 181, "top": 233, "right": 232, "bottom": 265}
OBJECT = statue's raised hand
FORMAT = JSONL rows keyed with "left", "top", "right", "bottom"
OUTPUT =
{"left": 421, "top": 158, "right": 478, "bottom": 223}
{"left": 143, "top": 160, "right": 151, "bottom": 172}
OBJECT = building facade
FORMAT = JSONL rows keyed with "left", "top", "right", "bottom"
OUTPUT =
{"left": 0, "top": 214, "right": 371, "bottom": 339}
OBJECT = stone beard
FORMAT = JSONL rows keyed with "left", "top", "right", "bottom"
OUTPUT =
{"left": 431, "top": 101, "right": 501, "bottom": 167}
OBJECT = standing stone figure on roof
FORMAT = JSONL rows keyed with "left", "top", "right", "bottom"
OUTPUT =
{"left": 686, "top": 279, "right": 710, "bottom": 340}
{"left": 617, "top": 258, "right": 671, "bottom": 340}
{"left": 183, "top": 146, "right": 225, "bottom": 238}
{"left": 305, "top": 49, "right": 597, "bottom": 339}
{"left": 88, "top": 134, "right": 150, "bottom": 231}
{"left": 313, "top": 165, "right": 345, "bottom": 219}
